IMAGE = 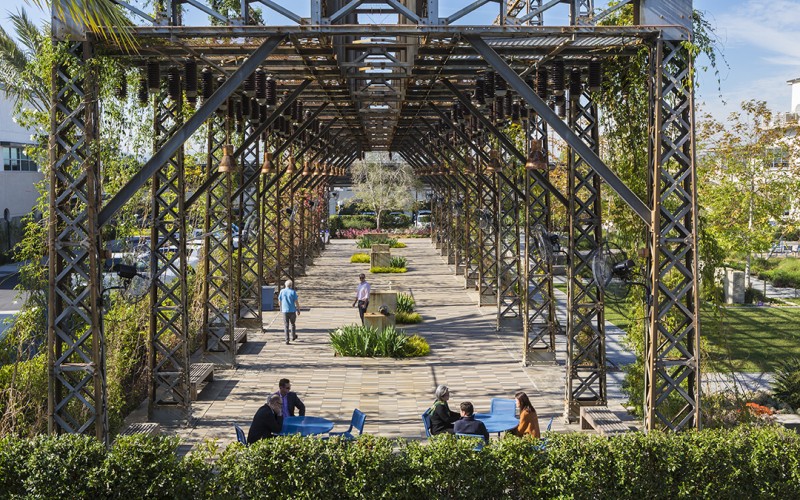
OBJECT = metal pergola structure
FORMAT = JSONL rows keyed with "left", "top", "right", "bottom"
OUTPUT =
{"left": 48, "top": 0, "right": 700, "bottom": 442}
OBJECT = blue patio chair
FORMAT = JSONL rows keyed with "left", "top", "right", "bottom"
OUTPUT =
{"left": 536, "top": 417, "right": 555, "bottom": 451}
{"left": 455, "top": 433, "right": 486, "bottom": 452}
{"left": 421, "top": 411, "right": 432, "bottom": 438}
{"left": 234, "top": 424, "right": 248, "bottom": 445}
{"left": 329, "top": 409, "right": 367, "bottom": 440}
{"left": 490, "top": 398, "right": 516, "bottom": 416}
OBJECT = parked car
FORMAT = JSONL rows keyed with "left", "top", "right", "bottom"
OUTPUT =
{"left": 415, "top": 210, "right": 432, "bottom": 228}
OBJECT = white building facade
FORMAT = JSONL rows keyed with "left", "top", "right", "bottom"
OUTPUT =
{"left": 0, "top": 90, "right": 43, "bottom": 221}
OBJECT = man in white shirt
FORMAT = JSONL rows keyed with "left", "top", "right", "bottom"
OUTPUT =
{"left": 352, "top": 273, "right": 371, "bottom": 325}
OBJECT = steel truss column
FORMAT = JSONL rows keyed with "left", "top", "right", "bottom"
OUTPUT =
{"left": 478, "top": 168, "right": 498, "bottom": 307}
{"left": 277, "top": 169, "right": 295, "bottom": 282}
{"left": 262, "top": 166, "right": 281, "bottom": 287}
{"left": 464, "top": 167, "right": 481, "bottom": 289}
{"left": 48, "top": 40, "right": 106, "bottom": 440}
{"left": 148, "top": 88, "right": 191, "bottom": 417}
{"left": 564, "top": 89, "right": 605, "bottom": 419}
{"left": 297, "top": 193, "right": 307, "bottom": 274}
{"left": 453, "top": 168, "right": 470, "bottom": 278}
{"left": 645, "top": 39, "right": 700, "bottom": 431}
{"left": 202, "top": 115, "right": 236, "bottom": 367}
{"left": 441, "top": 181, "right": 454, "bottom": 260}
{"left": 236, "top": 121, "right": 261, "bottom": 327}
{"left": 497, "top": 170, "right": 521, "bottom": 326}
{"left": 523, "top": 117, "right": 557, "bottom": 363}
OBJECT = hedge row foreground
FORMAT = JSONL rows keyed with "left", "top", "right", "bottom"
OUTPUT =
{"left": 1, "top": 426, "right": 799, "bottom": 499}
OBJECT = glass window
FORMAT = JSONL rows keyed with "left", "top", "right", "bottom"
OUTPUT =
{"left": 0, "top": 145, "right": 39, "bottom": 172}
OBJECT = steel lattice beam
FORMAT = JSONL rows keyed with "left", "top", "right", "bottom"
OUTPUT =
{"left": 523, "top": 116, "right": 557, "bottom": 363}
{"left": 564, "top": 89, "right": 605, "bottom": 419}
{"left": 148, "top": 89, "right": 191, "bottom": 417}
{"left": 497, "top": 170, "right": 521, "bottom": 325}
{"left": 202, "top": 116, "right": 236, "bottom": 367}
{"left": 236, "top": 121, "right": 262, "bottom": 327}
{"left": 645, "top": 39, "right": 700, "bottom": 432}
{"left": 47, "top": 40, "right": 107, "bottom": 440}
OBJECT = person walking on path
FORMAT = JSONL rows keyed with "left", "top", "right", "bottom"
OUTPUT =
{"left": 279, "top": 279, "right": 300, "bottom": 344}
{"left": 352, "top": 273, "right": 371, "bottom": 325}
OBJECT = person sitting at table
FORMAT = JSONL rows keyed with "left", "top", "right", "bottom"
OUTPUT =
{"left": 275, "top": 378, "right": 305, "bottom": 417}
{"left": 427, "top": 385, "right": 461, "bottom": 435}
{"left": 247, "top": 393, "right": 284, "bottom": 444}
{"left": 453, "top": 401, "right": 490, "bottom": 443}
{"left": 509, "top": 391, "right": 540, "bottom": 438}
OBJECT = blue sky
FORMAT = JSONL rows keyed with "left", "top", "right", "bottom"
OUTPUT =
{"left": 3, "top": 0, "right": 799, "bottom": 119}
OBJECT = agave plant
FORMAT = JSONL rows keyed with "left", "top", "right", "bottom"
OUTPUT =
{"left": 772, "top": 357, "right": 800, "bottom": 410}
{"left": 396, "top": 293, "right": 415, "bottom": 314}
{"left": 389, "top": 256, "right": 407, "bottom": 269}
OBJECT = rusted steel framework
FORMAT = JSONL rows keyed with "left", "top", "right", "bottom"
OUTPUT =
{"left": 236, "top": 121, "right": 263, "bottom": 327}
{"left": 202, "top": 117, "right": 236, "bottom": 367}
{"left": 48, "top": 41, "right": 106, "bottom": 440}
{"left": 645, "top": 39, "right": 700, "bottom": 431}
{"left": 148, "top": 89, "right": 191, "bottom": 418}
{"left": 564, "top": 89, "right": 605, "bottom": 419}
{"left": 48, "top": 0, "right": 700, "bottom": 440}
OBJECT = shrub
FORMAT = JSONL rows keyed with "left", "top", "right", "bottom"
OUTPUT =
{"left": 392, "top": 241, "right": 407, "bottom": 248}
{"left": 350, "top": 253, "right": 370, "bottom": 263}
{"left": 338, "top": 228, "right": 376, "bottom": 239}
{"left": 3, "top": 428, "right": 800, "bottom": 497}
{"left": 370, "top": 266, "right": 407, "bottom": 273}
{"left": 329, "top": 325, "right": 425, "bottom": 358}
{"left": 773, "top": 357, "right": 800, "bottom": 410}
{"left": 396, "top": 311, "right": 423, "bottom": 325}
{"left": 356, "top": 235, "right": 397, "bottom": 249}
{"left": 759, "top": 258, "right": 800, "bottom": 288}
{"left": 396, "top": 293, "right": 415, "bottom": 314}
{"left": 389, "top": 256, "right": 407, "bottom": 269}
{"left": 403, "top": 334, "right": 429, "bottom": 355}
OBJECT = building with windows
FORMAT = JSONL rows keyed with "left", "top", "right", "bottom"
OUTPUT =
{"left": 0, "top": 86, "right": 43, "bottom": 252}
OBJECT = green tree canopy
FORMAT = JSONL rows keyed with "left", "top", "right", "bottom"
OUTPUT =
{"left": 351, "top": 159, "right": 418, "bottom": 230}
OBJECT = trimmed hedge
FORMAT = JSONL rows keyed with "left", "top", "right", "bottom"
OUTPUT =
{"left": 350, "top": 253, "right": 370, "bottom": 263}
{"left": 2, "top": 426, "right": 800, "bottom": 498}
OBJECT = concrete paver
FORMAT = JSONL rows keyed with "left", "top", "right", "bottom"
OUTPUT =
{"left": 166, "top": 238, "right": 631, "bottom": 448}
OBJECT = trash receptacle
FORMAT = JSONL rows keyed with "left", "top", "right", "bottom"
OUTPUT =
{"left": 261, "top": 286, "right": 275, "bottom": 311}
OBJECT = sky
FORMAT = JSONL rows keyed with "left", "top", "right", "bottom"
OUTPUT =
{"left": 2, "top": 0, "right": 799, "bottom": 120}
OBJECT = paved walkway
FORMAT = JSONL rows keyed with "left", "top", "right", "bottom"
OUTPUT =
{"left": 161, "top": 238, "right": 633, "bottom": 448}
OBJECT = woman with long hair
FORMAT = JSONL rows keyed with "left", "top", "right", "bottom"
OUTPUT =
{"left": 427, "top": 385, "right": 461, "bottom": 435}
{"left": 510, "top": 391, "right": 540, "bottom": 438}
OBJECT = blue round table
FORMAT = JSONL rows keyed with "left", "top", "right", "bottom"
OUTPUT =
{"left": 281, "top": 416, "right": 334, "bottom": 436}
{"left": 475, "top": 413, "right": 518, "bottom": 434}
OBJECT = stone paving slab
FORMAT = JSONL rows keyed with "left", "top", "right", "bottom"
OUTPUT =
{"left": 163, "top": 238, "right": 634, "bottom": 448}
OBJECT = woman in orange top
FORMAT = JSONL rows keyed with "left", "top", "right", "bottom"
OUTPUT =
{"left": 510, "top": 391, "right": 540, "bottom": 438}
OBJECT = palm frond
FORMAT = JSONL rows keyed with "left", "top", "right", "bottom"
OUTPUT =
{"left": 10, "top": 8, "right": 47, "bottom": 56}
{"left": 30, "top": 0, "right": 138, "bottom": 52}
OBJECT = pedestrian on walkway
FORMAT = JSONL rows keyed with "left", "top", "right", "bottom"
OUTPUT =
{"left": 279, "top": 279, "right": 300, "bottom": 344}
{"left": 274, "top": 378, "right": 305, "bottom": 417}
{"left": 352, "top": 273, "right": 371, "bottom": 325}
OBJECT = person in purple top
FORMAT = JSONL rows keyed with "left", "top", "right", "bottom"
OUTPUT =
{"left": 278, "top": 279, "right": 300, "bottom": 344}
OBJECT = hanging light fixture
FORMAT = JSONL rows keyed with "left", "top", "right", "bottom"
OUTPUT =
{"left": 302, "top": 159, "right": 311, "bottom": 175}
{"left": 218, "top": 144, "right": 237, "bottom": 173}
{"left": 525, "top": 139, "right": 548, "bottom": 170}
{"left": 260, "top": 151, "right": 273, "bottom": 174}
{"left": 286, "top": 150, "right": 296, "bottom": 174}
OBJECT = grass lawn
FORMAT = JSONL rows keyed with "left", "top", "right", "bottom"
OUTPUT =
{"left": 556, "top": 280, "right": 800, "bottom": 372}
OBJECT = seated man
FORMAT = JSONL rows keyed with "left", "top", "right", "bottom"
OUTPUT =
{"left": 275, "top": 378, "right": 305, "bottom": 416}
{"left": 247, "top": 393, "right": 284, "bottom": 444}
{"left": 453, "top": 401, "right": 490, "bottom": 443}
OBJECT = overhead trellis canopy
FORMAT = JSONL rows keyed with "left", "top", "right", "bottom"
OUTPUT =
{"left": 48, "top": 0, "right": 700, "bottom": 444}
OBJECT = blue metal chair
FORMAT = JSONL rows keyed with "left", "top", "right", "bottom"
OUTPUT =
{"left": 455, "top": 433, "right": 486, "bottom": 451}
{"left": 490, "top": 398, "right": 516, "bottom": 416}
{"left": 421, "top": 411, "right": 432, "bottom": 438}
{"left": 234, "top": 424, "right": 248, "bottom": 445}
{"left": 536, "top": 417, "right": 555, "bottom": 451}
{"left": 329, "top": 409, "right": 367, "bottom": 440}
{"left": 545, "top": 416, "right": 554, "bottom": 433}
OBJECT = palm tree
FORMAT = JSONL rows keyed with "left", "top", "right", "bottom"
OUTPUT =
{"left": 0, "top": 8, "right": 49, "bottom": 113}
{"left": 29, "top": 0, "right": 136, "bottom": 50}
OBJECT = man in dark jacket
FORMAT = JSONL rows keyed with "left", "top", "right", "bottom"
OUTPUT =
{"left": 247, "top": 393, "right": 284, "bottom": 444}
{"left": 276, "top": 378, "right": 305, "bottom": 416}
{"left": 453, "top": 401, "right": 490, "bottom": 443}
